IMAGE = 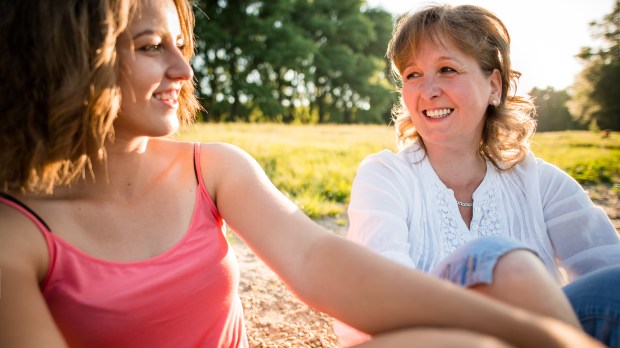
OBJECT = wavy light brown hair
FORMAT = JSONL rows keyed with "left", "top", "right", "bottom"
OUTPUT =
{"left": 0, "top": 0, "right": 199, "bottom": 193}
{"left": 387, "top": 4, "right": 536, "bottom": 171}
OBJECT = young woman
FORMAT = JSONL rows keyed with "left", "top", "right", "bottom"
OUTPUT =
{"left": 341, "top": 4, "right": 620, "bottom": 347}
{"left": 0, "top": 0, "right": 605, "bottom": 347}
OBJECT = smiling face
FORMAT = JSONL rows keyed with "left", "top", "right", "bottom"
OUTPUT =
{"left": 400, "top": 37, "right": 501, "bottom": 151}
{"left": 115, "top": 0, "right": 192, "bottom": 140}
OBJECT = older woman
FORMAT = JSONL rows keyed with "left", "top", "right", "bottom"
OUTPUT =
{"left": 341, "top": 4, "right": 620, "bottom": 347}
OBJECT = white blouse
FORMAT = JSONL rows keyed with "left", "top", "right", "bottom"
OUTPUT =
{"left": 347, "top": 145, "right": 620, "bottom": 284}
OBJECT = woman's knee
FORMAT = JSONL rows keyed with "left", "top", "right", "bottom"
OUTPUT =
{"left": 432, "top": 236, "right": 542, "bottom": 287}
{"left": 471, "top": 249, "right": 555, "bottom": 300}
{"left": 470, "top": 248, "right": 580, "bottom": 326}
{"left": 433, "top": 237, "right": 578, "bottom": 325}
{"left": 493, "top": 249, "right": 549, "bottom": 282}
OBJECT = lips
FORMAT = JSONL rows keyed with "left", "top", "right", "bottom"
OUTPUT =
{"left": 424, "top": 108, "right": 453, "bottom": 119}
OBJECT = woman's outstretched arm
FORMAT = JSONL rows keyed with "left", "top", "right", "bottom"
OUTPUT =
{"left": 0, "top": 206, "right": 68, "bottom": 348}
{"left": 204, "top": 143, "right": 602, "bottom": 348}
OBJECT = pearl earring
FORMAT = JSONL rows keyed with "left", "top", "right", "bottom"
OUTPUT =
{"left": 491, "top": 99, "right": 500, "bottom": 107}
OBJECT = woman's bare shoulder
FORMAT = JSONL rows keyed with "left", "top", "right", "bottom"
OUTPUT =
{"left": 0, "top": 199, "right": 49, "bottom": 280}
{"left": 194, "top": 142, "right": 270, "bottom": 208}
{"left": 151, "top": 139, "right": 250, "bottom": 166}
{"left": 201, "top": 141, "right": 247, "bottom": 155}
{"left": 199, "top": 142, "right": 260, "bottom": 172}
{"left": 0, "top": 199, "right": 66, "bottom": 347}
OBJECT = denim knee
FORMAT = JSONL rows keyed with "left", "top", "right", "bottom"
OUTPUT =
{"left": 431, "top": 236, "right": 537, "bottom": 287}
{"left": 564, "top": 265, "right": 620, "bottom": 347}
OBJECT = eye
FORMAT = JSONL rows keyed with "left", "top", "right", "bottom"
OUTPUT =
{"left": 439, "top": 66, "right": 457, "bottom": 75}
{"left": 176, "top": 38, "right": 186, "bottom": 51}
{"left": 140, "top": 43, "right": 163, "bottom": 52}
{"left": 404, "top": 71, "right": 421, "bottom": 81}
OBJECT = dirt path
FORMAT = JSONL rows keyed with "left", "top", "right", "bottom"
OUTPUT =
{"left": 233, "top": 239, "right": 340, "bottom": 348}
{"left": 235, "top": 183, "right": 619, "bottom": 347}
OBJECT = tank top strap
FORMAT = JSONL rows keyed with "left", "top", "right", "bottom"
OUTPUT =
{"left": 0, "top": 192, "right": 52, "bottom": 233}
{"left": 193, "top": 142, "right": 205, "bottom": 189}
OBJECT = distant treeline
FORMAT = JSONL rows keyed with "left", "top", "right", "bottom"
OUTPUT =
{"left": 531, "top": 87, "right": 586, "bottom": 132}
{"left": 191, "top": 0, "right": 620, "bottom": 131}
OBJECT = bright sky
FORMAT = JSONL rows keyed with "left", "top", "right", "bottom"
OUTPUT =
{"left": 365, "top": 0, "right": 615, "bottom": 94}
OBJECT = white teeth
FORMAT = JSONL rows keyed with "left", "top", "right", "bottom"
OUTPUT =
{"left": 154, "top": 91, "right": 177, "bottom": 101}
{"left": 426, "top": 108, "right": 452, "bottom": 118}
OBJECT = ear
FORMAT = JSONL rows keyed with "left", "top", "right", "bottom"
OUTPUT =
{"left": 489, "top": 69, "right": 502, "bottom": 107}
{"left": 488, "top": 69, "right": 502, "bottom": 106}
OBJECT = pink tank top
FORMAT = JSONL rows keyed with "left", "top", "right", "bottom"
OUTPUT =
{"left": 0, "top": 143, "right": 248, "bottom": 347}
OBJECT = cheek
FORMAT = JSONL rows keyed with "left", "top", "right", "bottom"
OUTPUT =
{"left": 119, "top": 64, "right": 160, "bottom": 100}
{"left": 469, "top": 77, "right": 494, "bottom": 104}
{"left": 401, "top": 85, "right": 418, "bottom": 109}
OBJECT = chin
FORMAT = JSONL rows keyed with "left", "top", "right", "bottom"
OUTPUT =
{"left": 158, "top": 124, "right": 180, "bottom": 137}
{"left": 148, "top": 118, "right": 180, "bottom": 137}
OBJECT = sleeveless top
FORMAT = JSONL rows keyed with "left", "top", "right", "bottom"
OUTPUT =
{"left": 0, "top": 143, "right": 248, "bottom": 347}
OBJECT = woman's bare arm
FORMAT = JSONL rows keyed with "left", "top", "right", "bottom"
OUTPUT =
{"left": 206, "top": 143, "right": 602, "bottom": 348}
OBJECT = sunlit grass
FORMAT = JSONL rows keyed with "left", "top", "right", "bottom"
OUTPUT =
{"left": 176, "top": 123, "right": 395, "bottom": 217}
{"left": 531, "top": 131, "right": 620, "bottom": 184}
{"left": 176, "top": 125, "right": 620, "bottom": 218}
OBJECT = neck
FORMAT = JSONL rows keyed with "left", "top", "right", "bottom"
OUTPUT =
{"left": 426, "top": 145, "right": 486, "bottom": 191}
{"left": 57, "top": 137, "right": 155, "bottom": 200}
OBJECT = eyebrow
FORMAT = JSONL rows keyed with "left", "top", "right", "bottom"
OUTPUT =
{"left": 436, "top": 56, "right": 460, "bottom": 63}
{"left": 132, "top": 29, "right": 184, "bottom": 43}
{"left": 402, "top": 55, "right": 461, "bottom": 70}
{"left": 132, "top": 29, "right": 157, "bottom": 40}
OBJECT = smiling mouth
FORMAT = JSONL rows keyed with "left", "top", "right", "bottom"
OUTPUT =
{"left": 424, "top": 108, "right": 453, "bottom": 119}
{"left": 153, "top": 91, "right": 179, "bottom": 105}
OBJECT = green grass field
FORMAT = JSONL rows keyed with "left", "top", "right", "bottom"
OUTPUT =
{"left": 176, "top": 124, "right": 620, "bottom": 218}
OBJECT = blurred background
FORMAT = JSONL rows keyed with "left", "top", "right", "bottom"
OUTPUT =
{"left": 190, "top": 0, "right": 619, "bottom": 132}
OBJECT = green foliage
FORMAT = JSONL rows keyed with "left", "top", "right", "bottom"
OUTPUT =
{"left": 589, "top": 119, "right": 601, "bottom": 133}
{"left": 530, "top": 87, "right": 585, "bottom": 132}
{"left": 567, "top": 1, "right": 620, "bottom": 131}
{"left": 567, "top": 161, "right": 613, "bottom": 184}
{"left": 178, "top": 125, "right": 620, "bottom": 218}
{"left": 191, "top": 0, "right": 395, "bottom": 124}
{"left": 531, "top": 131, "right": 620, "bottom": 184}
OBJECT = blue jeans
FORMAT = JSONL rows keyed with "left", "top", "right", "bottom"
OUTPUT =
{"left": 431, "top": 236, "right": 536, "bottom": 287}
{"left": 564, "top": 265, "right": 620, "bottom": 348}
{"left": 434, "top": 236, "right": 620, "bottom": 347}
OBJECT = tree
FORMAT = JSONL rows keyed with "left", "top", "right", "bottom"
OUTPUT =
{"left": 567, "top": 0, "right": 620, "bottom": 131}
{"left": 193, "top": 0, "right": 278, "bottom": 121}
{"left": 530, "top": 87, "right": 584, "bottom": 132}
{"left": 360, "top": 8, "right": 399, "bottom": 124}
{"left": 293, "top": 0, "right": 393, "bottom": 123}
{"left": 192, "top": 0, "right": 394, "bottom": 123}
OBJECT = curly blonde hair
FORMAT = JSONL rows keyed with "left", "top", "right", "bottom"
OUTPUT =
{"left": 0, "top": 0, "right": 200, "bottom": 193}
{"left": 387, "top": 4, "right": 536, "bottom": 171}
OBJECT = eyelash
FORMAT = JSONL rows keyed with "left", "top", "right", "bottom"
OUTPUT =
{"left": 141, "top": 44, "right": 163, "bottom": 52}
{"left": 440, "top": 67, "right": 457, "bottom": 74}
{"left": 139, "top": 41, "right": 185, "bottom": 53}
{"left": 405, "top": 72, "right": 421, "bottom": 80}
{"left": 405, "top": 67, "right": 457, "bottom": 80}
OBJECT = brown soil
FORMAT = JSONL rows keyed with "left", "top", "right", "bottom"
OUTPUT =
{"left": 234, "top": 183, "right": 619, "bottom": 347}
{"left": 233, "top": 239, "right": 341, "bottom": 348}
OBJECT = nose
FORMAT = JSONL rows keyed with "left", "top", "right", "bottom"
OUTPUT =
{"left": 166, "top": 47, "right": 193, "bottom": 82}
{"left": 420, "top": 76, "right": 441, "bottom": 100}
